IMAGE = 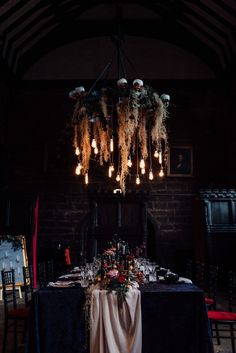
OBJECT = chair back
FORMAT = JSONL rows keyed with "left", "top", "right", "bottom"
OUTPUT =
{"left": 1, "top": 269, "right": 17, "bottom": 313}
{"left": 23, "top": 265, "right": 34, "bottom": 307}
{"left": 37, "top": 259, "right": 55, "bottom": 287}
{"left": 194, "top": 261, "right": 207, "bottom": 290}
{"left": 206, "top": 264, "right": 219, "bottom": 309}
{"left": 37, "top": 262, "right": 47, "bottom": 287}
{"left": 185, "top": 258, "right": 194, "bottom": 280}
{"left": 228, "top": 270, "right": 236, "bottom": 312}
{"left": 46, "top": 259, "right": 55, "bottom": 282}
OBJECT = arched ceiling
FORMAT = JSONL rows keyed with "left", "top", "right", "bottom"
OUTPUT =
{"left": 0, "top": 0, "right": 235, "bottom": 80}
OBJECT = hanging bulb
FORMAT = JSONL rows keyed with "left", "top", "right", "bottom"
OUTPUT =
{"left": 136, "top": 175, "right": 140, "bottom": 185}
{"left": 116, "top": 173, "right": 120, "bottom": 182}
{"left": 111, "top": 164, "right": 115, "bottom": 172}
{"left": 141, "top": 168, "right": 145, "bottom": 175}
{"left": 159, "top": 167, "right": 164, "bottom": 177}
{"left": 94, "top": 147, "right": 99, "bottom": 155}
{"left": 91, "top": 139, "right": 97, "bottom": 148}
{"left": 75, "top": 163, "right": 82, "bottom": 175}
{"left": 154, "top": 150, "right": 159, "bottom": 158}
{"left": 110, "top": 138, "right": 114, "bottom": 152}
{"left": 85, "top": 172, "right": 89, "bottom": 184}
{"left": 159, "top": 151, "right": 162, "bottom": 164}
{"left": 127, "top": 156, "right": 132, "bottom": 167}
{"left": 75, "top": 147, "right": 80, "bottom": 156}
{"left": 108, "top": 165, "right": 112, "bottom": 178}
{"left": 149, "top": 169, "right": 154, "bottom": 180}
{"left": 140, "top": 158, "right": 145, "bottom": 169}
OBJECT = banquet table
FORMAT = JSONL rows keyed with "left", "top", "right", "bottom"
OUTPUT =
{"left": 31, "top": 282, "right": 213, "bottom": 353}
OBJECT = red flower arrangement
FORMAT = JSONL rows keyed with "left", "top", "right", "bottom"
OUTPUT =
{"left": 94, "top": 237, "right": 145, "bottom": 306}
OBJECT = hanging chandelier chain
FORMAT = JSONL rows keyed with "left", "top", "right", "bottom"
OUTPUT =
{"left": 68, "top": 4, "right": 171, "bottom": 194}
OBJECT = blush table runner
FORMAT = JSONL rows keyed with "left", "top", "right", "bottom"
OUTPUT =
{"left": 90, "top": 288, "right": 142, "bottom": 353}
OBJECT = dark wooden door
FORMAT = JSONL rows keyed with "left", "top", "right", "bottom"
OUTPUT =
{"left": 87, "top": 194, "right": 148, "bottom": 258}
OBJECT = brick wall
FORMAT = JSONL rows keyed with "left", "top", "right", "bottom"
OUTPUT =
{"left": 1, "top": 78, "right": 235, "bottom": 274}
{"left": 29, "top": 177, "right": 196, "bottom": 273}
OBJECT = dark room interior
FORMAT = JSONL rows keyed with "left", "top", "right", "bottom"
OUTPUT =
{"left": 0, "top": 2, "right": 236, "bottom": 353}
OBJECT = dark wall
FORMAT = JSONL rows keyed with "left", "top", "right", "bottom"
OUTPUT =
{"left": 3, "top": 78, "right": 236, "bottom": 187}
{"left": 1, "top": 78, "right": 236, "bottom": 274}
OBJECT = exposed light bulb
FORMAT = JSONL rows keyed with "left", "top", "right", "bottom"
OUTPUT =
{"left": 75, "top": 163, "right": 82, "bottom": 175}
{"left": 110, "top": 138, "right": 114, "bottom": 152}
{"left": 127, "top": 157, "right": 132, "bottom": 167}
{"left": 136, "top": 175, "right": 140, "bottom": 185}
{"left": 149, "top": 170, "right": 154, "bottom": 180}
{"left": 91, "top": 139, "right": 97, "bottom": 148}
{"left": 70, "top": 80, "right": 170, "bottom": 194}
{"left": 116, "top": 173, "right": 120, "bottom": 182}
{"left": 108, "top": 166, "right": 112, "bottom": 178}
{"left": 85, "top": 172, "right": 89, "bottom": 184}
{"left": 154, "top": 150, "right": 159, "bottom": 158}
{"left": 159, "top": 167, "right": 164, "bottom": 177}
{"left": 159, "top": 151, "right": 162, "bottom": 164}
{"left": 140, "top": 158, "right": 145, "bottom": 169}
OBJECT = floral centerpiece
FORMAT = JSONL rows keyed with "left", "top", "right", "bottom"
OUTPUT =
{"left": 94, "top": 237, "right": 145, "bottom": 306}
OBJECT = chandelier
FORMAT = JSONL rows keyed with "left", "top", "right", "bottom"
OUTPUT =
{"left": 68, "top": 7, "right": 170, "bottom": 195}
{"left": 68, "top": 77, "right": 170, "bottom": 195}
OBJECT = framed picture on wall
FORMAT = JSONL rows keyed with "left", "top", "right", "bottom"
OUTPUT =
{"left": 167, "top": 146, "right": 193, "bottom": 177}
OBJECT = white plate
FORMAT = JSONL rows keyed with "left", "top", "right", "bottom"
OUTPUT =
{"left": 48, "top": 281, "right": 74, "bottom": 287}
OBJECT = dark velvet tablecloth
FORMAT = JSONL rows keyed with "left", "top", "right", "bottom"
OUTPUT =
{"left": 32, "top": 282, "right": 213, "bottom": 353}
{"left": 140, "top": 282, "right": 213, "bottom": 353}
{"left": 33, "top": 286, "right": 86, "bottom": 353}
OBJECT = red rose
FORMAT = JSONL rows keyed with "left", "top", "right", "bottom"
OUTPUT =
{"left": 117, "top": 264, "right": 124, "bottom": 270}
{"left": 118, "top": 275, "right": 126, "bottom": 283}
{"left": 127, "top": 255, "right": 134, "bottom": 261}
{"left": 136, "top": 271, "right": 144, "bottom": 282}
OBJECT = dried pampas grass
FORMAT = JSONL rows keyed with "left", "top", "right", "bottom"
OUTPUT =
{"left": 70, "top": 82, "right": 170, "bottom": 193}
{"left": 138, "top": 108, "right": 148, "bottom": 160}
{"left": 93, "top": 120, "right": 110, "bottom": 165}
{"left": 79, "top": 115, "right": 91, "bottom": 174}
{"left": 151, "top": 93, "right": 168, "bottom": 149}
{"left": 99, "top": 88, "right": 109, "bottom": 119}
{"left": 73, "top": 124, "right": 78, "bottom": 149}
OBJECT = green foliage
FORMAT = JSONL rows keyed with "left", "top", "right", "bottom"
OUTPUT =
{"left": 0, "top": 235, "right": 23, "bottom": 251}
{"left": 96, "top": 236, "right": 144, "bottom": 307}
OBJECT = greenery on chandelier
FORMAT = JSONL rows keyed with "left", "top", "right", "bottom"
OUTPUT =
{"left": 69, "top": 78, "right": 170, "bottom": 194}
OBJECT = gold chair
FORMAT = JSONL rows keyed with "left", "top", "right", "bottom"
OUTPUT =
{"left": 22, "top": 265, "right": 34, "bottom": 308}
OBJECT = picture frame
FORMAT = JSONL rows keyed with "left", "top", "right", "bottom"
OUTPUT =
{"left": 167, "top": 145, "right": 193, "bottom": 177}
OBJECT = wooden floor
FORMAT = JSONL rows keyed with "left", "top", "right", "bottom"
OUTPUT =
{"left": 0, "top": 290, "right": 234, "bottom": 353}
